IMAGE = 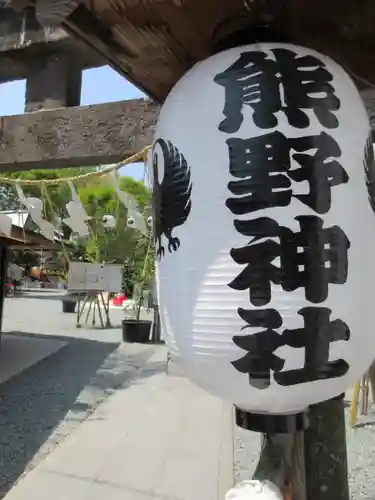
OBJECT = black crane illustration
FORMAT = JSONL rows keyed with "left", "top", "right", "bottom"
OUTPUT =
{"left": 152, "top": 138, "right": 192, "bottom": 259}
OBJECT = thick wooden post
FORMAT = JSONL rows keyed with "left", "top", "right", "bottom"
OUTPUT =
{"left": 304, "top": 396, "right": 349, "bottom": 500}
{"left": 25, "top": 53, "right": 82, "bottom": 111}
{"left": 254, "top": 433, "right": 306, "bottom": 499}
{"left": 236, "top": 410, "right": 308, "bottom": 499}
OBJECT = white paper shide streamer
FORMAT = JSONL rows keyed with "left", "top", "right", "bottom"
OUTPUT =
{"left": 15, "top": 184, "right": 55, "bottom": 242}
{"left": 153, "top": 43, "right": 375, "bottom": 414}
{"left": 63, "top": 182, "right": 91, "bottom": 237}
{"left": 0, "top": 213, "right": 12, "bottom": 237}
{"left": 111, "top": 171, "right": 147, "bottom": 234}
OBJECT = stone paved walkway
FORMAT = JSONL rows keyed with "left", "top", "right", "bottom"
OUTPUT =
{"left": 3, "top": 346, "right": 234, "bottom": 500}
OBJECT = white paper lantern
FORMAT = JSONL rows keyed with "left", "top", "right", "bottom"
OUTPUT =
{"left": 153, "top": 43, "right": 375, "bottom": 414}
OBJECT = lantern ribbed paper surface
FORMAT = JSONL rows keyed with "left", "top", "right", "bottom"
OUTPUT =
{"left": 152, "top": 43, "right": 375, "bottom": 414}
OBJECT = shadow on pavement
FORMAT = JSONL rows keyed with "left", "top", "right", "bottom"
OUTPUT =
{"left": 0, "top": 332, "right": 160, "bottom": 498}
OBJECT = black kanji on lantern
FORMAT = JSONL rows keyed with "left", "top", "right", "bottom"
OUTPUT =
{"left": 214, "top": 48, "right": 340, "bottom": 133}
{"left": 232, "top": 307, "right": 350, "bottom": 388}
{"left": 228, "top": 216, "right": 350, "bottom": 306}
{"left": 231, "top": 308, "right": 285, "bottom": 389}
{"left": 226, "top": 131, "right": 348, "bottom": 215}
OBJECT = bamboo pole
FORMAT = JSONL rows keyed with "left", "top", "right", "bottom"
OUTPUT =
{"left": 349, "top": 382, "right": 360, "bottom": 427}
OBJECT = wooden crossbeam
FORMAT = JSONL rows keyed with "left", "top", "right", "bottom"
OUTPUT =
{"left": 0, "top": 11, "right": 68, "bottom": 53}
{"left": 0, "top": 6, "right": 103, "bottom": 84}
{"left": 0, "top": 99, "right": 159, "bottom": 172}
{"left": 35, "top": 0, "right": 81, "bottom": 26}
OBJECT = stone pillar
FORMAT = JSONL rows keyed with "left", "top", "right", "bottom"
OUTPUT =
{"left": 25, "top": 53, "right": 82, "bottom": 111}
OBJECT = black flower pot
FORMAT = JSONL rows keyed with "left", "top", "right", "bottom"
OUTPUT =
{"left": 122, "top": 319, "right": 151, "bottom": 343}
{"left": 62, "top": 300, "right": 76, "bottom": 313}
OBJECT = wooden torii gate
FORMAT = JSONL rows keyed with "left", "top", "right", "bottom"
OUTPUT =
{"left": 0, "top": 3, "right": 159, "bottom": 330}
{"left": 3, "top": 1, "right": 375, "bottom": 500}
{"left": 0, "top": 5, "right": 159, "bottom": 171}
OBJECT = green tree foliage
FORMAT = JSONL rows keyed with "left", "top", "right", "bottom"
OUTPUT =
{"left": 0, "top": 185, "right": 19, "bottom": 211}
{"left": 0, "top": 168, "right": 96, "bottom": 270}
{"left": 0, "top": 168, "right": 153, "bottom": 291}
{"left": 78, "top": 175, "right": 150, "bottom": 214}
{"left": 0, "top": 167, "right": 95, "bottom": 220}
{"left": 77, "top": 176, "right": 153, "bottom": 292}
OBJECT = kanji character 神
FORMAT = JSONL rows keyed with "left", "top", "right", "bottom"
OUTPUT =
{"left": 228, "top": 216, "right": 350, "bottom": 306}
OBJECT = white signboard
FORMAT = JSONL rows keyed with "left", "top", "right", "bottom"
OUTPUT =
{"left": 68, "top": 262, "right": 122, "bottom": 292}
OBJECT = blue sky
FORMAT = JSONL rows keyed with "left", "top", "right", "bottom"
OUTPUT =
{"left": 0, "top": 66, "right": 147, "bottom": 180}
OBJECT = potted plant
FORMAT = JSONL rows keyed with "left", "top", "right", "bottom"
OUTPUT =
{"left": 62, "top": 291, "right": 79, "bottom": 313}
{"left": 121, "top": 235, "right": 154, "bottom": 343}
{"left": 121, "top": 295, "right": 152, "bottom": 343}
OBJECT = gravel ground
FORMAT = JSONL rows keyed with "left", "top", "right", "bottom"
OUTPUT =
{"left": 234, "top": 427, "right": 261, "bottom": 483}
{"left": 346, "top": 404, "right": 375, "bottom": 499}
{"left": 234, "top": 404, "right": 375, "bottom": 499}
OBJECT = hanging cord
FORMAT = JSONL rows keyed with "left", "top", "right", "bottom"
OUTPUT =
{"left": 15, "top": 183, "right": 28, "bottom": 245}
{"left": 0, "top": 146, "right": 151, "bottom": 186}
{"left": 144, "top": 153, "right": 153, "bottom": 187}
{"left": 135, "top": 232, "right": 153, "bottom": 321}
{"left": 41, "top": 182, "right": 48, "bottom": 221}
{"left": 42, "top": 183, "right": 71, "bottom": 267}
{"left": 115, "top": 197, "right": 121, "bottom": 239}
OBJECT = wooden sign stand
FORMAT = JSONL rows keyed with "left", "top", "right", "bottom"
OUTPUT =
{"left": 76, "top": 292, "right": 111, "bottom": 329}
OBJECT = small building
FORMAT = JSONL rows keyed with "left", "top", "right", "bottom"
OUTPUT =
{"left": 0, "top": 210, "right": 61, "bottom": 250}
{"left": 0, "top": 210, "right": 62, "bottom": 332}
